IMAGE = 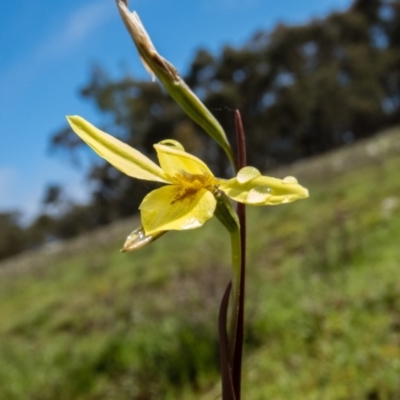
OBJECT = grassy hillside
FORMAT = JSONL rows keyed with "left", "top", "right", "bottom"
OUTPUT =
{"left": 1, "top": 126, "right": 400, "bottom": 399}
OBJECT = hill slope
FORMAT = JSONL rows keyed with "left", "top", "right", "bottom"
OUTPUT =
{"left": 1, "top": 126, "right": 400, "bottom": 399}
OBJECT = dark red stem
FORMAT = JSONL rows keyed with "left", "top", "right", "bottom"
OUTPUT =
{"left": 232, "top": 110, "right": 247, "bottom": 399}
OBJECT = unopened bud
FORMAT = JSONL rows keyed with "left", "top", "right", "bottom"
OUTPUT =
{"left": 120, "top": 226, "right": 165, "bottom": 252}
{"left": 116, "top": 0, "right": 234, "bottom": 168}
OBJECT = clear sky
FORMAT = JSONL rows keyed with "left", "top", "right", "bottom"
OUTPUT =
{"left": 0, "top": 0, "right": 352, "bottom": 221}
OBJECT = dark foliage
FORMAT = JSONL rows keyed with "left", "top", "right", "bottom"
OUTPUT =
{"left": 0, "top": 212, "right": 27, "bottom": 260}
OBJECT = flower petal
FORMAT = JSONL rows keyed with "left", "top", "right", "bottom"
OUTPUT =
{"left": 154, "top": 142, "right": 214, "bottom": 178}
{"left": 220, "top": 175, "right": 309, "bottom": 205}
{"left": 139, "top": 185, "right": 216, "bottom": 235}
{"left": 67, "top": 116, "right": 168, "bottom": 183}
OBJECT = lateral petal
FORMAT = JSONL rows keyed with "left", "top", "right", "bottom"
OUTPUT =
{"left": 67, "top": 116, "right": 168, "bottom": 183}
{"left": 139, "top": 185, "right": 216, "bottom": 235}
{"left": 220, "top": 175, "right": 309, "bottom": 205}
{"left": 154, "top": 142, "right": 214, "bottom": 178}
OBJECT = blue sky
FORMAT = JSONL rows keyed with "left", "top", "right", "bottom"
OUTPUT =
{"left": 0, "top": 0, "right": 351, "bottom": 221}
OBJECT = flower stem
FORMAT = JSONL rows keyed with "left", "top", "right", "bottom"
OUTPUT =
{"left": 213, "top": 194, "right": 241, "bottom": 358}
{"left": 228, "top": 226, "right": 242, "bottom": 359}
{"left": 216, "top": 110, "right": 247, "bottom": 400}
{"left": 232, "top": 110, "right": 247, "bottom": 399}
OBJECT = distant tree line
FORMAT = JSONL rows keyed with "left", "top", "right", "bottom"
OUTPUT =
{"left": 1, "top": 0, "right": 399, "bottom": 261}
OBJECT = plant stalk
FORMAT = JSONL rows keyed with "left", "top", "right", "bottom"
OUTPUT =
{"left": 232, "top": 110, "right": 247, "bottom": 399}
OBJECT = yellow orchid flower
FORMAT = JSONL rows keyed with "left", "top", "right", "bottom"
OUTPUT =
{"left": 67, "top": 115, "right": 308, "bottom": 245}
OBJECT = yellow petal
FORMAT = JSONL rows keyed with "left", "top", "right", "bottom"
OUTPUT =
{"left": 139, "top": 185, "right": 216, "bottom": 235}
{"left": 158, "top": 139, "right": 185, "bottom": 151}
{"left": 67, "top": 116, "right": 168, "bottom": 183}
{"left": 220, "top": 175, "right": 309, "bottom": 205}
{"left": 154, "top": 142, "right": 214, "bottom": 178}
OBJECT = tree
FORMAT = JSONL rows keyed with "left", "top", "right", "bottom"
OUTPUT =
{"left": 0, "top": 212, "right": 26, "bottom": 261}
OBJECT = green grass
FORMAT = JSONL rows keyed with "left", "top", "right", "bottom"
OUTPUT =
{"left": 1, "top": 126, "right": 400, "bottom": 399}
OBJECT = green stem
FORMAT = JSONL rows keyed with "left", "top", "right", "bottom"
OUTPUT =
{"left": 214, "top": 193, "right": 241, "bottom": 361}
{"left": 228, "top": 226, "right": 242, "bottom": 361}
